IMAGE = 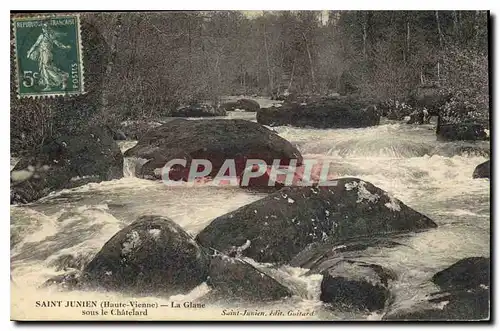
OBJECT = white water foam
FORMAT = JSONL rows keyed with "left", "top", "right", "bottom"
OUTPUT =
{"left": 10, "top": 118, "right": 490, "bottom": 320}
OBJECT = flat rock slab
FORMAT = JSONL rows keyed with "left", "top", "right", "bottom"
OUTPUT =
{"left": 319, "top": 260, "right": 396, "bottom": 311}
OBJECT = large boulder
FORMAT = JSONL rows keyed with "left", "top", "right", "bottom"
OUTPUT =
{"left": 473, "top": 160, "right": 490, "bottom": 179}
{"left": 11, "top": 127, "right": 123, "bottom": 204}
{"left": 196, "top": 178, "right": 437, "bottom": 264}
{"left": 80, "top": 215, "right": 210, "bottom": 296}
{"left": 170, "top": 104, "right": 226, "bottom": 117}
{"left": 207, "top": 253, "right": 292, "bottom": 301}
{"left": 257, "top": 98, "right": 380, "bottom": 129}
{"left": 256, "top": 105, "right": 290, "bottom": 126}
{"left": 384, "top": 257, "right": 490, "bottom": 321}
{"left": 123, "top": 119, "right": 303, "bottom": 182}
{"left": 319, "top": 260, "right": 395, "bottom": 311}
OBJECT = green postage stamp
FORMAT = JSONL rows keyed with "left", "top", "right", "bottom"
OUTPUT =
{"left": 12, "top": 14, "right": 84, "bottom": 98}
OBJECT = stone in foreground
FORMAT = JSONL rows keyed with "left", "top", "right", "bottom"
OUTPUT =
{"left": 319, "top": 260, "right": 395, "bottom": 311}
{"left": 473, "top": 160, "right": 490, "bottom": 179}
{"left": 81, "top": 215, "right": 210, "bottom": 296}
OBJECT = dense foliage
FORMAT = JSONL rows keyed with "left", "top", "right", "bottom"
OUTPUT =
{"left": 11, "top": 11, "right": 489, "bottom": 155}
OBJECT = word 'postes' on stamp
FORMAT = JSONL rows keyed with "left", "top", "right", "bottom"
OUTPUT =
{"left": 13, "top": 15, "right": 84, "bottom": 98}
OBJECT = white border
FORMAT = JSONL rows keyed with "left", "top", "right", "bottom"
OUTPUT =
{"left": 3, "top": 1, "right": 498, "bottom": 330}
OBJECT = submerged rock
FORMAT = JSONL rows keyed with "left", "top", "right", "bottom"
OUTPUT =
{"left": 207, "top": 253, "right": 292, "bottom": 301}
{"left": 384, "top": 257, "right": 490, "bottom": 321}
{"left": 123, "top": 119, "right": 302, "bottom": 183}
{"left": 196, "top": 178, "right": 437, "bottom": 264}
{"left": 319, "top": 260, "right": 395, "bottom": 311}
{"left": 257, "top": 98, "right": 380, "bottom": 129}
{"left": 11, "top": 127, "right": 123, "bottom": 204}
{"left": 473, "top": 160, "right": 490, "bottom": 179}
{"left": 80, "top": 215, "right": 210, "bottom": 296}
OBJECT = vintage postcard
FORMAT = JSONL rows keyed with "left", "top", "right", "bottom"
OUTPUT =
{"left": 10, "top": 10, "right": 490, "bottom": 322}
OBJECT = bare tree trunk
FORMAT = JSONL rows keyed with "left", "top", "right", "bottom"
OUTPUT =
{"left": 362, "top": 13, "right": 367, "bottom": 59}
{"left": 437, "top": 62, "right": 440, "bottom": 84}
{"left": 102, "top": 14, "right": 122, "bottom": 110}
{"left": 263, "top": 28, "right": 273, "bottom": 94}
{"left": 187, "top": 14, "right": 192, "bottom": 75}
{"left": 214, "top": 50, "right": 223, "bottom": 88}
{"left": 405, "top": 18, "right": 410, "bottom": 63}
{"left": 288, "top": 58, "right": 296, "bottom": 91}
{"left": 240, "top": 65, "right": 243, "bottom": 89}
{"left": 474, "top": 10, "right": 481, "bottom": 48}
{"left": 435, "top": 11, "right": 444, "bottom": 48}
{"left": 453, "top": 11, "right": 459, "bottom": 36}
{"left": 302, "top": 32, "right": 316, "bottom": 91}
{"left": 243, "top": 70, "right": 246, "bottom": 93}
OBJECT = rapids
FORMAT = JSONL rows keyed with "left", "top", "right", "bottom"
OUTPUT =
{"left": 10, "top": 113, "right": 490, "bottom": 321}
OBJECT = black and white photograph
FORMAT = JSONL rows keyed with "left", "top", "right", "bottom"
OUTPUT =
{"left": 9, "top": 9, "right": 491, "bottom": 322}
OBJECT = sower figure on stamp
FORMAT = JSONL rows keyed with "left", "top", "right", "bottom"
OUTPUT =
{"left": 27, "top": 23, "right": 71, "bottom": 91}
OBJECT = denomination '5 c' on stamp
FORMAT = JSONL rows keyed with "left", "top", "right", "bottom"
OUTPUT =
{"left": 12, "top": 14, "right": 84, "bottom": 98}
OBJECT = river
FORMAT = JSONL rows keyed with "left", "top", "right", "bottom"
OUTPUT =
{"left": 10, "top": 111, "right": 490, "bottom": 321}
